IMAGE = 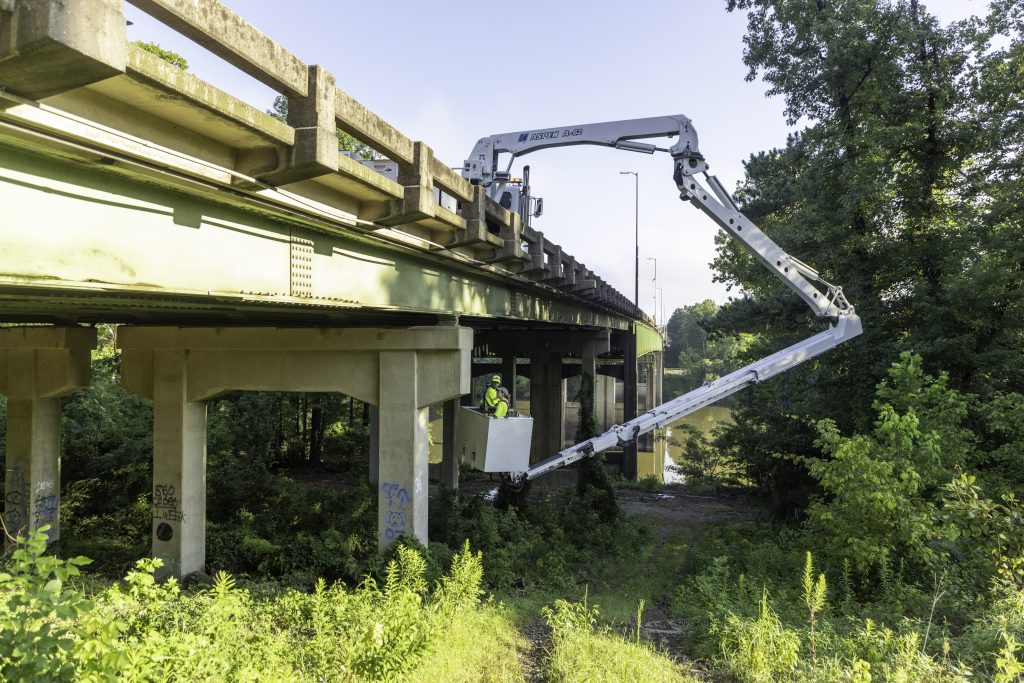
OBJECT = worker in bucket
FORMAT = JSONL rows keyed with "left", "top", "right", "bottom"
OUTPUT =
{"left": 493, "top": 387, "right": 511, "bottom": 418}
{"left": 480, "top": 374, "right": 502, "bottom": 414}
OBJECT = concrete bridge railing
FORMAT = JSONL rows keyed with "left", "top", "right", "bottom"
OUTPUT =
{"left": 0, "top": 0, "right": 641, "bottom": 317}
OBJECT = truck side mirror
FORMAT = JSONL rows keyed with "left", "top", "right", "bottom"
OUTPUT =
{"left": 533, "top": 197, "right": 544, "bottom": 218}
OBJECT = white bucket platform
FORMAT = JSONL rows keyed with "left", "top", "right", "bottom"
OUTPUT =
{"left": 454, "top": 406, "right": 533, "bottom": 473}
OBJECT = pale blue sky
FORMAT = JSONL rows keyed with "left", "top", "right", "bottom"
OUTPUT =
{"left": 125, "top": 0, "right": 984, "bottom": 322}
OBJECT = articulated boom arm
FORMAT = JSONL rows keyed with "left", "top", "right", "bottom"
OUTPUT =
{"left": 465, "top": 114, "right": 863, "bottom": 483}
{"left": 674, "top": 168, "right": 852, "bottom": 319}
{"left": 524, "top": 314, "right": 861, "bottom": 481}
{"left": 462, "top": 115, "right": 704, "bottom": 197}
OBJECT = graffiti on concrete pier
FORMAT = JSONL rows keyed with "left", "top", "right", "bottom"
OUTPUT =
{"left": 381, "top": 482, "right": 410, "bottom": 540}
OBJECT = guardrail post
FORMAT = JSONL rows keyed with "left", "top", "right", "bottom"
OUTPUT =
{"left": 0, "top": 0, "right": 126, "bottom": 100}
{"left": 245, "top": 65, "right": 339, "bottom": 185}
{"left": 495, "top": 214, "right": 528, "bottom": 263}
{"left": 378, "top": 141, "right": 435, "bottom": 226}
{"left": 448, "top": 185, "right": 490, "bottom": 245}
{"left": 524, "top": 231, "right": 548, "bottom": 279}
{"left": 540, "top": 244, "right": 563, "bottom": 283}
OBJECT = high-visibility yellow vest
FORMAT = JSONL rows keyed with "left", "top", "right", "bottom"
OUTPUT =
{"left": 480, "top": 385, "right": 499, "bottom": 412}
{"left": 494, "top": 400, "right": 509, "bottom": 418}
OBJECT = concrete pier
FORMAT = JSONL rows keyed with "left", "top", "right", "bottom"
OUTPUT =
{"left": 529, "top": 351, "right": 565, "bottom": 461}
{"left": 440, "top": 398, "right": 459, "bottom": 490}
{"left": 0, "top": 326, "right": 96, "bottom": 546}
{"left": 619, "top": 329, "right": 639, "bottom": 479}
{"left": 119, "top": 325, "right": 471, "bottom": 578}
{"left": 377, "top": 350, "right": 430, "bottom": 548}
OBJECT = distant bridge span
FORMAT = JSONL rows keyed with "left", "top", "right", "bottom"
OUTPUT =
{"left": 0, "top": 0, "right": 665, "bottom": 578}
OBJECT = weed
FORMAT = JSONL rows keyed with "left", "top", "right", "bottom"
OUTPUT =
{"left": 802, "top": 552, "right": 827, "bottom": 666}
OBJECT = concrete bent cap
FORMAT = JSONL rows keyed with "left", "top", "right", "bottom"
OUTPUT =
{"left": 116, "top": 326, "right": 472, "bottom": 351}
{"left": 0, "top": 326, "right": 98, "bottom": 349}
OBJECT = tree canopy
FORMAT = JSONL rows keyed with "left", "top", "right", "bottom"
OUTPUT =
{"left": 712, "top": 0, "right": 1024, "bottom": 512}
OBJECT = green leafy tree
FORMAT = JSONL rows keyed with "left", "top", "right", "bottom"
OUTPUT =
{"left": 665, "top": 299, "right": 717, "bottom": 368}
{"left": 712, "top": 0, "right": 1023, "bottom": 513}
{"left": 665, "top": 300, "right": 754, "bottom": 392}
{"left": 799, "top": 353, "right": 972, "bottom": 575}
{"left": 679, "top": 331, "right": 755, "bottom": 392}
{"left": 666, "top": 423, "right": 742, "bottom": 487}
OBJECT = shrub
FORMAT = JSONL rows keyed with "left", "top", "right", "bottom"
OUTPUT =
{"left": 798, "top": 353, "right": 973, "bottom": 578}
{"left": 1, "top": 530, "right": 512, "bottom": 681}
{"left": 0, "top": 527, "right": 126, "bottom": 681}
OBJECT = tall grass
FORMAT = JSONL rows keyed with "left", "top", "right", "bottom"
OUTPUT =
{"left": 671, "top": 527, "right": 1022, "bottom": 682}
{"left": 541, "top": 594, "right": 699, "bottom": 682}
{"left": 1, "top": 530, "right": 522, "bottom": 682}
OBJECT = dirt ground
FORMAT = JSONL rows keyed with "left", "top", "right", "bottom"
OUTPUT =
{"left": 617, "top": 485, "right": 758, "bottom": 677}
{"left": 616, "top": 486, "right": 757, "bottom": 540}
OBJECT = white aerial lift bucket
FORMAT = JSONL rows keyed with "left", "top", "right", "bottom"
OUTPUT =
{"left": 454, "top": 406, "right": 533, "bottom": 473}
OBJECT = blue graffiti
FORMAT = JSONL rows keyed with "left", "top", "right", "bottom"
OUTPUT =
{"left": 381, "top": 482, "right": 410, "bottom": 539}
{"left": 381, "top": 482, "right": 410, "bottom": 510}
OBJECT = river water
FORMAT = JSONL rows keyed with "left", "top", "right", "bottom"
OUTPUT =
{"left": 662, "top": 405, "right": 733, "bottom": 484}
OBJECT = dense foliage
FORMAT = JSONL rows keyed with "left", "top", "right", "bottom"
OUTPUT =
{"left": 665, "top": 299, "right": 754, "bottom": 392}
{"left": 706, "top": 0, "right": 1024, "bottom": 515}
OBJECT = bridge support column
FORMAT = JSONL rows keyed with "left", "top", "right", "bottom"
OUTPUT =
{"left": 577, "top": 346, "right": 598, "bottom": 440}
{"left": 576, "top": 331, "right": 610, "bottom": 440}
{"left": 619, "top": 329, "right": 639, "bottom": 480}
{"left": 119, "top": 325, "right": 471, "bottom": 578}
{"left": 440, "top": 399, "right": 458, "bottom": 490}
{"left": 529, "top": 351, "right": 564, "bottom": 462}
{"left": 377, "top": 351, "right": 429, "bottom": 549}
{"left": 368, "top": 405, "right": 380, "bottom": 487}
{"left": 501, "top": 356, "right": 517, "bottom": 408}
{"left": 0, "top": 327, "right": 95, "bottom": 547}
{"left": 150, "top": 351, "right": 208, "bottom": 580}
{"left": 595, "top": 374, "right": 617, "bottom": 430}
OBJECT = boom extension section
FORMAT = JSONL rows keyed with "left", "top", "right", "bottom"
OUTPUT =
{"left": 675, "top": 170, "right": 852, "bottom": 319}
{"left": 517, "top": 314, "right": 861, "bottom": 483}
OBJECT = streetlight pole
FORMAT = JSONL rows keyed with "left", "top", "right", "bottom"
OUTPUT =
{"left": 620, "top": 170, "right": 639, "bottom": 307}
{"left": 647, "top": 257, "right": 657, "bottom": 323}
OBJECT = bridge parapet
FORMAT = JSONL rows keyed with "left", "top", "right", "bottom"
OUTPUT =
{"left": 0, "top": 0, "right": 645, "bottom": 321}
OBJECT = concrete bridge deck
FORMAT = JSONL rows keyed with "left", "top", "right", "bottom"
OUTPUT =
{"left": 0, "top": 0, "right": 665, "bottom": 579}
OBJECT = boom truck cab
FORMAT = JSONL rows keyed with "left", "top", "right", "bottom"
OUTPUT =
{"left": 454, "top": 115, "right": 862, "bottom": 485}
